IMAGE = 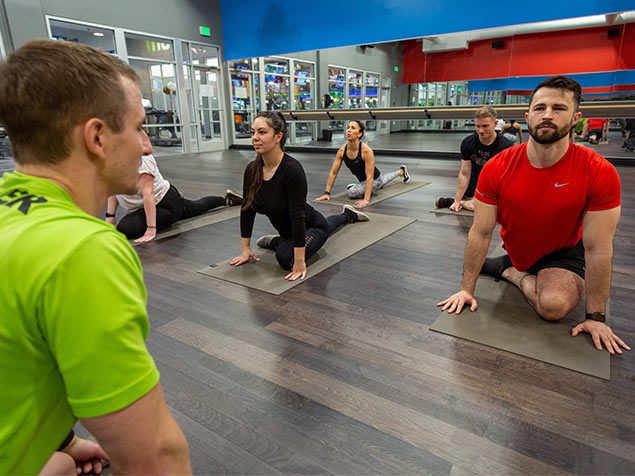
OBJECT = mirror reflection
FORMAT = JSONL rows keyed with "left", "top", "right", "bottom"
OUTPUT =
{"left": 227, "top": 12, "right": 634, "bottom": 160}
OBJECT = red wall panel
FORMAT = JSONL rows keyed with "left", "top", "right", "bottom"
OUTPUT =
{"left": 619, "top": 23, "right": 635, "bottom": 69}
{"left": 403, "top": 24, "right": 634, "bottom": 84}
{"left": 509, "top": 27, "right": 621, "bottom": 76}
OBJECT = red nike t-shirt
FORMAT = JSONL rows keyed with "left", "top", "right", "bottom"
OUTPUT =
{"left": 475, "top": 142, "right": 621, "bottom": 271}
{"left": 587, "top": 118, "right": 607, "bottom": 130}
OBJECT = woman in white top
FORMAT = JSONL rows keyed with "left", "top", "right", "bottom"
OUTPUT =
{"left": 105, "top": 154, "right": 242, "bottom": 243}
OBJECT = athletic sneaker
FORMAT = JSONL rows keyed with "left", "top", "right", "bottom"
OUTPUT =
{"left": 480, "top": 254, "right": 513, "bottom": 281}
{"left": 256, "top": 234, "right": 280, "bottom": 249}
{"left": 435, "top": 197, "right": 453, "bottom": 209}
{"left": 400, "top": 164, "right": 410, "bottom": 183}
{"left": 225, "top": 189, "right": 243, "bottom": 206}
{"left": 342, "top": 204, "right": 370, "bottom": 223}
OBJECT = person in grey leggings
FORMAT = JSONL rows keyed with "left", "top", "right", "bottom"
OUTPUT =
{"left": 314, "top": 120, "right": 409, "bottom": 208}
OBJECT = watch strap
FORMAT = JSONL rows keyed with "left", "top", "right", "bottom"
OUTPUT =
{"left": 585, "top": 312, "right": 606, "bottom": 323}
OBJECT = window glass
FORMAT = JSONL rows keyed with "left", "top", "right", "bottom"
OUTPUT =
{"left": 49, "top": 19, "right": 116, "bottom": 54}
{"left": 125, "top": 33, "right": 174, "bottom": 61}
{"left": 191, "top": 44, "right": 219, "bottom": 67}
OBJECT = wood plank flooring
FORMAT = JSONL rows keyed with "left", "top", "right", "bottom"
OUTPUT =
{"left": 118, "top": 149, "right": 634, "bottom": 475}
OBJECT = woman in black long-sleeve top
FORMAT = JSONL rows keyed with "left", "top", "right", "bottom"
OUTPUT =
{"left": 230, "top": 112, "right": 369, "bottom": 281}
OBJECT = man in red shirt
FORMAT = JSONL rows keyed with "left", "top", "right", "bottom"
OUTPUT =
{"left": 585, "top": 117, "right": 609, "bottom": 144}
{"left": 437, "top": 75, "right": 629, "bottom": 355}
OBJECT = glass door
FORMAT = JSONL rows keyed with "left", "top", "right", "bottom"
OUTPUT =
{"left": 228, "top": 59, "right": 259, "bottom": 143}
{"left": 192, "top": 66, "right": 224, "bottom": 152}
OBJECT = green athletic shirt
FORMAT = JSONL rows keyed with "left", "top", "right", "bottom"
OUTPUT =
{"left": 0, "top": 171, "right": 160, "bottom": 474}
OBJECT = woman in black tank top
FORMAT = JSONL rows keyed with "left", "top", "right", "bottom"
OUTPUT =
{"left": 502, "top": 119, "right": 523, "bottom": 144}
{"left": 315, "top": 120, "right": 410, "bottom": 208}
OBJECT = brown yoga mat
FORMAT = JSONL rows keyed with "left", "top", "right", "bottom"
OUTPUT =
{"left": 197, "top": 212, "right": 416, "bottom": 295}
{"left": 320, "top": 180, "right": 429, "bottom": 206}
{"left": 430, "top": 276, "right": 610, "bottom": 379}
{"left": 133, "top": 206, "right": 240, "bottom": 245}
{"left": 428, "top": 208, "right": 474, "bottom": 217}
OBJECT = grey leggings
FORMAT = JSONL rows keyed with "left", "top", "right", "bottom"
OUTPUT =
{"left": 346, "top": 170, "right": 400, "bottom": 199}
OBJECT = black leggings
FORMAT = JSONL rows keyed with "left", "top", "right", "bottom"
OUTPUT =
{"left": 117, "top": 185, "right": 225, "bottom": 239}
{"left": 272, "top": 211, "right": 350, "bottom": 270}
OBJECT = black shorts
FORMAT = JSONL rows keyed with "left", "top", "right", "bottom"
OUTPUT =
{"left": 588, "top": 128, "right": 603, "bottom": 137}
{"left": 527, "top": 240, "right": 585, "bottom": 279}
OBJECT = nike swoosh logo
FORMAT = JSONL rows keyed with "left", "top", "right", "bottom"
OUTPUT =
{"left": 554, "top": 182, "right": 570, "bottom": 188}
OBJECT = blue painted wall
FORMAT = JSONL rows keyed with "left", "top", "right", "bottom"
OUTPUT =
{"left": 221, "top": 1, "right": 633, "bottom": 60}
{"left": 468, "top": 71, "right": 635, "bottom": 92}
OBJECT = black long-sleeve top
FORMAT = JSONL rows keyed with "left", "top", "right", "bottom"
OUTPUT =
{"left": 240, "top": 154, "right": 320, "bottom": 247}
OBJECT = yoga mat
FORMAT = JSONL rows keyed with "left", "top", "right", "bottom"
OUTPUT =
{"left": 197, "top": 212, "right": 416, "bottom": 295}
{"left": 134, "top": 206, "right": 240, "bottom": 245}
{"left": 321, "top": 180, "right": 429, "bottom": 206}
{"left": 428, "top": 208, "right": 474, "bottom": 217}
{"left": 430, "top": 277, "right": 611, "bottom": 379}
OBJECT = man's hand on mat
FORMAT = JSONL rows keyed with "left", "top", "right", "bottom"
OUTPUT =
{"left": 133, "top": 227, "right": 157, "bottom": 244}
{"left": 285, "top": 261, "right": 306, "bottom": 281}
{"left": 572, "top": 321, "right": 631, "bottom": 355}
{"left": 230, "top": 249, "right": 260, "bottom": 266}
{"left": 437, "top": 290, "right": 478, "bottom": 314}
{"left": 314, "top": 194, "right": 331, "bottom": 202}
{"left": 450, "top": 201, "right": 463, "bottom": 212}
{"left": 63, "top": 436, "right": 109, "bottom": 474}
{"left": 355, "top": 199, "right": 370, "bottom": 208}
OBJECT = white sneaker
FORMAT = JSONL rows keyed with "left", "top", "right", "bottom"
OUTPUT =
{"left": 400, "top": 165, "right": 410, "bottom": 183}
{"left": 342, "top": 205, "right": 370, "bottom": 223}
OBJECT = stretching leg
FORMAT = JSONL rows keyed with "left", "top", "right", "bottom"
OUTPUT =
{"left": 373, "top": 169, "right": 401, "bottom": 190}
{"left": 273, "top": 228, "right": 329, "bottom": 270}
{"left": 502, "top": 267, "right": 584, "bottom": 321}
{"left": 181, "top": 196, "right": 226, "bottom": 219}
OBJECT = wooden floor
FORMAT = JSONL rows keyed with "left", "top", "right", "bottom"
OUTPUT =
{"left": 118, "top": 149, "right": 634, "bottom": 475}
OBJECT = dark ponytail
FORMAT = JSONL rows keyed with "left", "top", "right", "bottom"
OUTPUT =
{"left": 242, "top": 111, "right": 288, "bottom": 211}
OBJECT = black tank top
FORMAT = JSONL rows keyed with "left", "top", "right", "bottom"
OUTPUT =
{"left": 502, "top": 120, "right": 519, "bottom": 135}
{"left": 342, "top": 144, "right": 381, "bottom": 182}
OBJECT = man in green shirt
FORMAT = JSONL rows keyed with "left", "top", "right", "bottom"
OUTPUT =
{"left": 0, "top": 40, "right": 191, "bottom": 474}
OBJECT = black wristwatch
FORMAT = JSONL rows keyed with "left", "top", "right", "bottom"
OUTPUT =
{"left": 105, "top": 212, "right": 116, "bottom": 218}
{"left": 585, "top": 312, "right": 606, "bottom": 323}
{"left": 324, "top": 190, "right": 331, "bottom": 195}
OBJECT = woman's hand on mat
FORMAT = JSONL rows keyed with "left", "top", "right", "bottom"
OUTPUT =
{"left": 355, "top": 199, "right": 370, "bottom": 208}
{"left": 230, "top": 249, "right": 260, "bottom": 266}
{"left": 437, "top": 290, "right": 478, "bottom": 314}
{"left": 285, "top": 260, "right": 306, "bottom": 281}
{"left": 572, "top": 321, "right": 631, "bottom": 355}
{"left": 315, "top": 194, "right": 331, "bottom": 202}
{"left": 105, "top": 217, "right": 116, "bottom": 226}
{"left": 133, "top": 227, "right": 157, "bottom": 244}
{"left": 450, "top": 201, "right": 463, "bottom": 212}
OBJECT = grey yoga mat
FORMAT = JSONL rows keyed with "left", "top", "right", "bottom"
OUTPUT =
{"left": 133, "top": 206, "right": 240, "bottom": 245}
{"left": 320, "top": 180, "right": 429, "bottom": 206}
{"left": 430, "top": 276, "right": 610, "bottom": 379}
{"left": 428, "top": 208, "right": 474, "bottom": 217}
{"left": 197, "top": 212, "right": 416, "bottom": 295}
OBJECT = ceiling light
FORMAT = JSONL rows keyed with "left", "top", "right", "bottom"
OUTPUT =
{"left": 93, "top": 32, "right": 104, "bottom": 37}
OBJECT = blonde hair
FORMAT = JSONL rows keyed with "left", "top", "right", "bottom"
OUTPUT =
{"left": 474, "top": 106, "right": 498, "bottom": 120}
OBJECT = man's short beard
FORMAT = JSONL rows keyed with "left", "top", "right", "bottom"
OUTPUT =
{"left": 528, "top": 122, "right": 571, "bottom": 145}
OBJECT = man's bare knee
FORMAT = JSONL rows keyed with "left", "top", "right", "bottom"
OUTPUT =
{"left": 537, "top": 293, "right": 572, "bottom": 321}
